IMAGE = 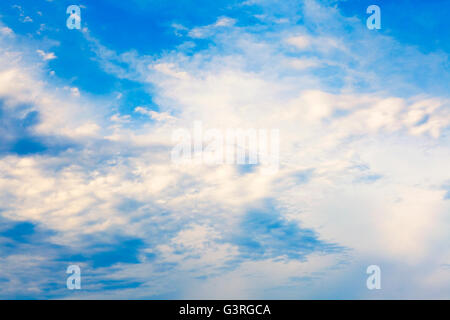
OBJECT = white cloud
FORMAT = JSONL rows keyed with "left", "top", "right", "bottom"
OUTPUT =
{"left": 0, "top": 27, "right": 14, "bottom": 37}
{"left": 286, "top": 33, "right": 346, "bottom": 52}
{"left": 188, "top": 16, "right": 236, "bottom": 39}
{"left": 286, "top": 35, "right": 311, "bottom": 49}
{"left": 214, "top": 17, "right": 236, "bottom": 27}
{"left": 70, "top": 87, "right": 80, "bottom": 97}
{"left": 36, "top": 49, "right": 57, "bottom": 61}
{"left": 134, "top": 106, "right": 175, "bottom": 122}
{"left": 0, "top": 0, "right": 449, "bottom": 299}
{"left": 286, "top": 57, "right": 320, "bottom": 69}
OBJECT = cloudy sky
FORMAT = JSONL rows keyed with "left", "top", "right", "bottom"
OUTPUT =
{"left": 0, "top": 0, "right": 449, "bottom": 299}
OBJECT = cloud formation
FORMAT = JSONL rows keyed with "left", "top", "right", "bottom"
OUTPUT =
{"left": 0, "top": 0, "right": 449, "bottom": 299}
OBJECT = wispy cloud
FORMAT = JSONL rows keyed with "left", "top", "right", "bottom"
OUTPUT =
{"left": 36, "top": 49, "right": 56, "bottom": 61}
{"left": 0, "top": 0, "right": 449, "bottom": 299}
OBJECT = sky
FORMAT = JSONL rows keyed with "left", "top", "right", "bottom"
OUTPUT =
{"left": 0, "top": 0, "right": 449, "bottom": 299}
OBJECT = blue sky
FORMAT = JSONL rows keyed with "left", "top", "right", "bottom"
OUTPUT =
{"left": 0, "top": 0, "right": 449, "bottom": 299}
